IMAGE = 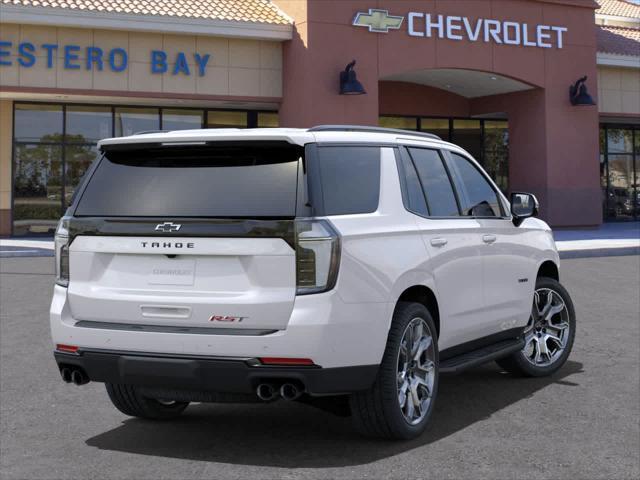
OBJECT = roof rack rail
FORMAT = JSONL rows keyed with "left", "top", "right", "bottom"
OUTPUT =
{"left": 132, "top": 129, "right": 170, "bottom": 136}
{"left": 308, "top": 125, "right": 441, "bottom": 140}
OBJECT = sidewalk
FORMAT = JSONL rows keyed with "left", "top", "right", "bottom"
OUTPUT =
{"left": 0, "top": 238, "right": 54, "bottom": 258}
{"left": 1, "top": 222, "right": 639, "bottom": 258}
{"left": 554, "top": 221, "right": 640, "bottom": 258}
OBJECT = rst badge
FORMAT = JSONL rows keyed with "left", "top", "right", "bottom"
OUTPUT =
{"left": 209, "top": 315, "right": 247, "bottom": 323}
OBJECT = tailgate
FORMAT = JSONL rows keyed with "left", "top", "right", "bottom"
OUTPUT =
{"left": 67, "top": 236, "right": 296, "bottom": 332}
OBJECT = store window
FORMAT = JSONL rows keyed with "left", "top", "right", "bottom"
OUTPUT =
{"left": 452, "top": 119, "right": 482, "bottom": 161}
{"left": 483, "top": 121, "right": 509, "bottom": 192}
{"left": 600, "top": 125, "right": 639, "bottom": 221}
{"left": 379, "top": 116, "right": 418, "bottom": 131}
{"left": 207, "top": 110, "right": 247, "bottom": 128}
{"left": 257, "top": 112, "right": 279, "bottom": 128}
{"left": 11, "top": 103, "right": 278, "bottom": 235}
{"left": 12, "top": 143, "right": 63, "bottom": 236}
{"left": 420, "top": 118, "right": 450, "bottom": 141}
{"left": 66, "top": 106, "right": 112, "bottom": 143}
{"left": 162, "top": 109, "right": 203, "bottom": 131}
{"left": 14, "top": 104, "right": 63, "bottom": 143}
{"left": 115, "top": 107, "right": 160, "bottom": 137}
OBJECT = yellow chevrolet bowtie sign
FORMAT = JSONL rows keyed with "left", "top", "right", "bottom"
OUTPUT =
{"left": 353, "top": 9, "right": 404, "bottom": 33}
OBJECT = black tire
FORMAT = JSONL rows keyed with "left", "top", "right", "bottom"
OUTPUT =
{"left": 105, "top": 383, "right": 189, "bottom": 420}
{"left": 496, "top": 276, "right": 576, "bottom": 377}
{"left": 350, "top": 302, "right": 439, "bottom": 440}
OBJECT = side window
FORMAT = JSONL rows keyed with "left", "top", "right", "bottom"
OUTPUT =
{"left": 446, "top": 152, "right": 502, "bottom": 217}
{"left": 397, "top": 151, "right": 429, "bottom": 216}
{"left": 408, "top": 148, "right": 460, "bottom": 217}
{"left": 316, "top": 146, "right": 380, "bottom": 215}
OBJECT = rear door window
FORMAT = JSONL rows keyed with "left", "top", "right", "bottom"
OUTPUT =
{"left": 313, "top": 146, "right": 380, "bottom": 215}
{"left": 408, "top": 148, "right": 460, "bottom": 217}
{"left": 74, "top": 142, "right": 303, "bottom": 218}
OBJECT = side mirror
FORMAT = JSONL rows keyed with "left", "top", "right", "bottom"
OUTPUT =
{"left": 510, "top": 192, "right": 539, "bottom": 226}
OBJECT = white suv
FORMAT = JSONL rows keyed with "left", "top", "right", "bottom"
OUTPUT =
{"left": 50, "top": 125, "right": 575, "bottom": 439}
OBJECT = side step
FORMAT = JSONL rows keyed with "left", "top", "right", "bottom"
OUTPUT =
{"left": 440, "top": 338, "right": 525, "bottom": 375}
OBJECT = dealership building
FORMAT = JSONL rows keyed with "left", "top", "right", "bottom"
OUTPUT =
{"left": 0, "top": 0, "right": 638, "bottom": 236}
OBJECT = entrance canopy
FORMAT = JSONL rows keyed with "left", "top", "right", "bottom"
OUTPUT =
{"left": 380, "top": 69, "right": 535, "bottom": 99}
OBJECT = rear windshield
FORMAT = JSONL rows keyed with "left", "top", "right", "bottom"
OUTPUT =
{"left": 74, "top": 142, "right": 302, "bottom": 218}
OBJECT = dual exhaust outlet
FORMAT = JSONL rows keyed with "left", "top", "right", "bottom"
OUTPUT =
{"left": 60, "top": 366, "right": 89, "bottom": 386}
{"left": 256, "top": 382, "right": 303, "bottom": 402}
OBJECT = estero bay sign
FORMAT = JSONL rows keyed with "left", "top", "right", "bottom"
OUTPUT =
{"left": 353, "top": 8, "right": 568, "bottom": 49}
{"left": 0, "top": 41, "right": 211, "bottom": 76}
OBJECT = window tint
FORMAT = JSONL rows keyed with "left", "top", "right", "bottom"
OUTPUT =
{"left": 408, "top": 148, "right": 459, "bottom": 217}
{"left": 446, "top": 152, "right": 502, "bottom": 217}
{"left": 316, "top": 146, "right": 380, "bottom": 215}
{"left": 397, "top": 153, "right": 428, "bottom": 216}
{"left": 75, "top": 143, "right": 302, "bottom": 218}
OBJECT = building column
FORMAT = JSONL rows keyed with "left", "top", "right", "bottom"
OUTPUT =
{"left": 473, "top": 87, "right": 601, "bottom": 227}
{"left": 510, "top": 90, "right": 601, "bottom": 227}
{"left": 0, "top": 100, "right": 12, "bottom": 236}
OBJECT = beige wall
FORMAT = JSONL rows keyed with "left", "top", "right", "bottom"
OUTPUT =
{"left": 598, "top": 66, "right": 640, "bottom": 115}
{"left": 0, "top": 24, "right": 282, "bottom": 98}
{"left": 0, "top": 99, "right": 12, "bottom": 235}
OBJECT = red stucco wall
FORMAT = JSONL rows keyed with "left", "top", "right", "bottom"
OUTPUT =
{"left": 275, "top": 0, "right": 601, "bottom": 227}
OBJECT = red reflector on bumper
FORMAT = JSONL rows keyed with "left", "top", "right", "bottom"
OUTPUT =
{"left": 259, "top": 357, "right": 315, "bottom": 366}
{"left": 56, "top": 344, "right": 79, "bottom": 353}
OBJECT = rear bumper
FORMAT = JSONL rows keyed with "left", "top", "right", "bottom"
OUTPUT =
{"left": 50, "top": 285, "right": 392, "bottom": 369}
{"left": 54, "top": 349, "right": 378, "bottom": 395}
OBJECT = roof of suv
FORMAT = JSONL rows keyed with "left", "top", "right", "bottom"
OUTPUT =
{"left": 97, "top": 125, "right": 457, "bottom": 151}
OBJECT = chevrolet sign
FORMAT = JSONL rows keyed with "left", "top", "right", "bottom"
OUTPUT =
{"left": 353, "top": 9, "right": 404, "bottom": 33}
{"left": 352, "top": 9, "right": 568, "bottom": 49}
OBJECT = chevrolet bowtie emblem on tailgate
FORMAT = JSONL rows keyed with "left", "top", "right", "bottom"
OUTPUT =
{"left": 353, "top": 9, "right": 404, "bottom": 33}
{"left": 155, "top": 222, "right": 181, "bottom": 233}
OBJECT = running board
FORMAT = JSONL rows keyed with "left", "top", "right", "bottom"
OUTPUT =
{"left": 440, "top": 338, "right": 525, "bottom": 375}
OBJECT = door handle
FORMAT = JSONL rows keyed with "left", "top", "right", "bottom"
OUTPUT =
{"left": 430, "top": 237, "right": 448, "bottom": 247}
{"left": 482, "top": 234, "right": 497, "bottom": 244}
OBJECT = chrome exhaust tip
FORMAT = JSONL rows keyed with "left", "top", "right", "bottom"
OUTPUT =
{"left": 280, "top": 383, "right": 302, "bottom": 401}
{"left": 60, "top": 367, "right": 72, "bottom": 383}
{"left": 71, "top": 369, "right": 88, "bottom": 386}
{"left": 256, "top": 383, "right": 277, "bottom": 401}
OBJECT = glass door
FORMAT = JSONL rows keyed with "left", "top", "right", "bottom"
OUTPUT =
{"left": 601, "top": 126, "right": 639, "bottom": 221}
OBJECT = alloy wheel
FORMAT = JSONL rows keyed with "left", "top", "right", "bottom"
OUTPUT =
{"left": 523, "top": 287, "right": 571, "bottom": 367}
{"left": 397, "top": 317, "right": 436, "bottom": 425}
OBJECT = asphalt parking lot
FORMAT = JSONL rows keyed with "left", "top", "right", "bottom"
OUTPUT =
{"left": 1, "top": 256, "right": 639, "bottom": 480}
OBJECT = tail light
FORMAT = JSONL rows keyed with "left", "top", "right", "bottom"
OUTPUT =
{"left": 54, "top": 216, "right": 70, "bottom": 287}
{"left": 295, "top": 219, "right": 340, "bottom": 295}
{"left": 56, "top": 344, "right": 79, "bottom": 353}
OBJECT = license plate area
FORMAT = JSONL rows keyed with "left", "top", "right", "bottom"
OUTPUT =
{"left": 148, "top": 258, "right": 196, "bottom": 286}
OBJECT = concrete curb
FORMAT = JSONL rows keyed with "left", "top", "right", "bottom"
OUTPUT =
{"left": 559, "top": 247, "right": 640, "bottom": 259}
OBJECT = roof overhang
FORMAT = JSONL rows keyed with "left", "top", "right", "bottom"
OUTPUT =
{"left": 596, "top": 13, "right": 640, "bottom": 27}
{"left": 597, "top": 52, "right": 640, "bottom": 68}
{"left": 0, "top": 4, "right": 293, "bottom": 41}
